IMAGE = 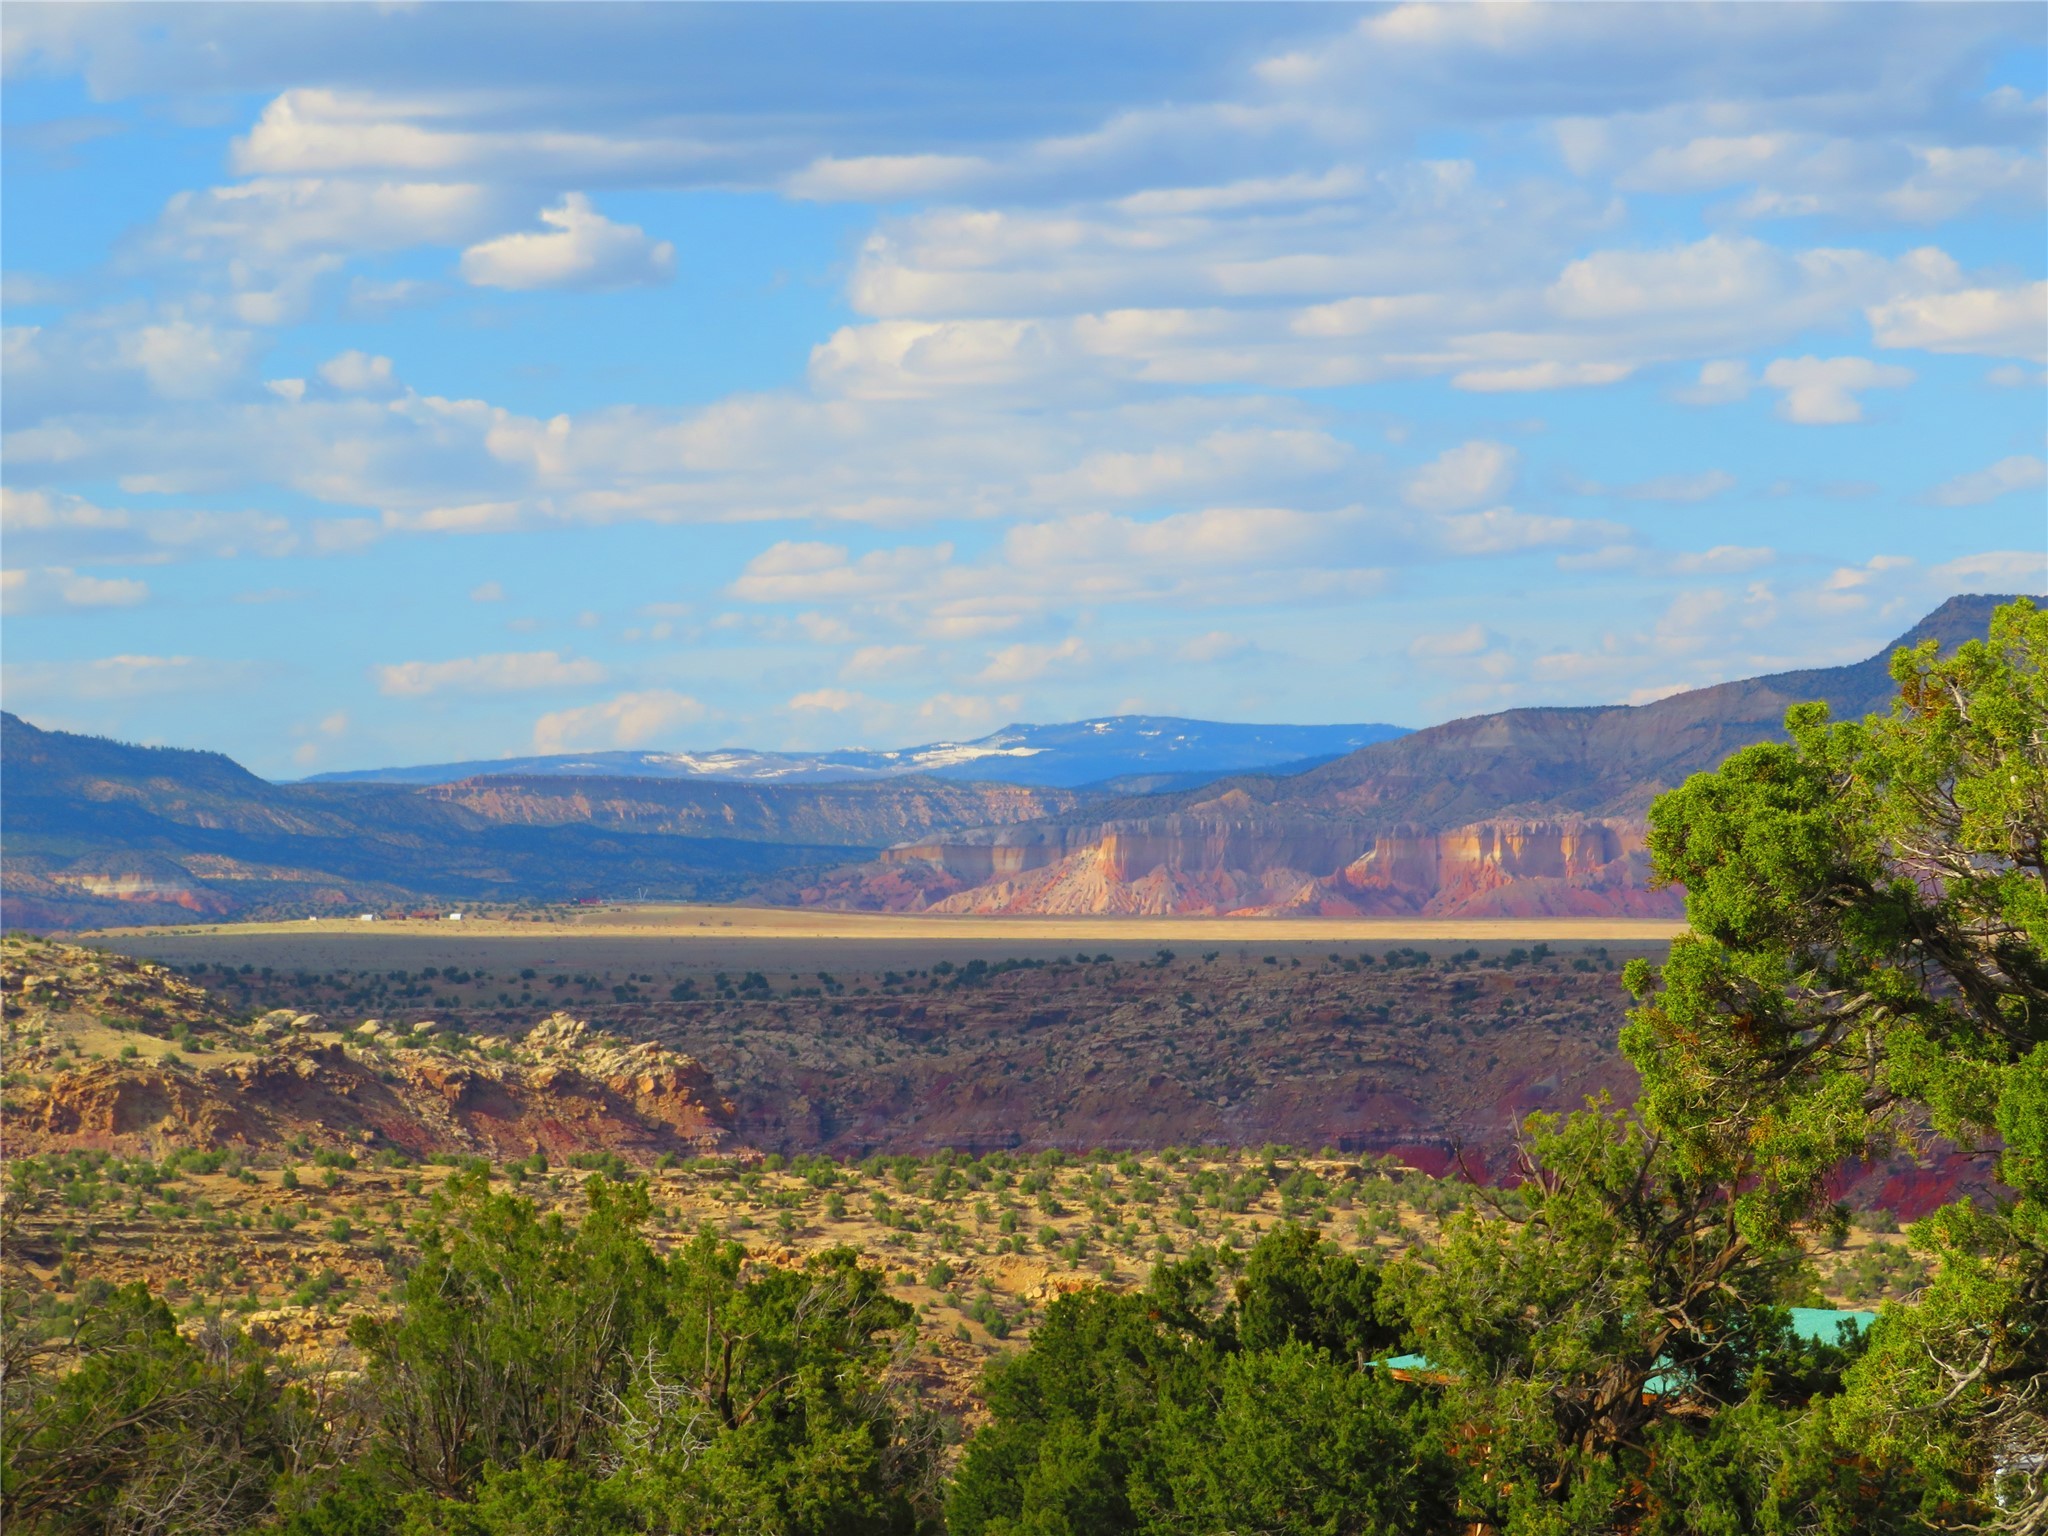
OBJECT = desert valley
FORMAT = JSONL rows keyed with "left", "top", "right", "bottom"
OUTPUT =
{"left": 5, "top": 5, "right": 2043, "bottom": 1527}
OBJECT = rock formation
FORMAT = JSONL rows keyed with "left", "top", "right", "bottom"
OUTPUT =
{"left": 800, "top": 594, "right": 2022, "bottom": 918}
{"left": 2, "top": 938, "right": 734, "bottom": 1162}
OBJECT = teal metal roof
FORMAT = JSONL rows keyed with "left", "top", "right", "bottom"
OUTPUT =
{"left": 1372, "top": 1310, "right": 1878, "bottom": 1388}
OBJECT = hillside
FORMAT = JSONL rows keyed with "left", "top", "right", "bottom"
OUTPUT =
{"left": 305, "top": 715, "right": 1410, "bottom": 788}
{"left": 0, "top": 935, "right": 735, "bottom": 1161}
{"left": 0, "top": 714, "right": 1082, "bottom": 931}
{"left": 802, "top": 594, "right": 2027, "bottom": 918}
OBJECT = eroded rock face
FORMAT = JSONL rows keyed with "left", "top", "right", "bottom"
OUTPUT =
{"left": 5, "top": 1011, "right": 735, "bottom": 1163}
{"left": 839, "top": 815, "right": 1678, "bottom": 918}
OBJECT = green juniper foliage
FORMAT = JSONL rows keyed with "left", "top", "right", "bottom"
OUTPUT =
{"left": 4, "top": 1173, "right": 940, "bottom": 1536}
{"left": 1625, "top": 597, "right": 2047, "bottom": 1529}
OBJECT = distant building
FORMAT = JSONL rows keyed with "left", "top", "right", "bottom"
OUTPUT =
{"left": 447, "top": 912, "right": 464, "bottom": 921}
{"left": 358, "top": 913, "right": 376, "bottom": 922}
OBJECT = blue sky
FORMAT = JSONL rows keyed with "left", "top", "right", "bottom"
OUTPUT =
{"left": 3, "top": 3, "right": 2043, "bottom": 778}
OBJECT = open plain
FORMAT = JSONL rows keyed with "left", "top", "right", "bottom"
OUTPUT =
{"left": 87, "top": 902, "right": 1684, "bottom": 974}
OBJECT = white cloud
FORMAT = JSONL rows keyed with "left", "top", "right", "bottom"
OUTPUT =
{"left": 317, "top": 349, "right": 395, "bottom": 392}
{"left": 1674, "top": 359, "right": 1754, "bottom": 405}
{"left": 459, "top": 193, "right": 675, "bottom": 291}
{"left": 0, "top": 653, "right": 234, "bottom": 703}
{"left": 1669, "top": 545, "right": 1774, "bottom": 575}
{"left": 0, "top": 486, "right": 322, "bottom": 565}
{"left": 1868, "top": 280, "right": 2048, "bottom": 363}
{"left": 348, "top": 276, "right": 440, "bottom": 316}
{"left": 1403, "top": 440, "right": 1517, "bottom": 512}
{"left": 729, "top": 541, "right": 954, "bottom": 604}
{"left": 373, "top": 650, "right": 606, "bottom": 697}
{"left": 1928, "top": 454, "right": 2048, "bottom": 508}
{"left": 1617, "top": 470, "right": 1736, "bottom": 503}
{"left": 0, "top": 565, "right": 149, "bottom": 613}
{"left": 1409, "top": 624, "right": 1492, "bottom": 660}
{"left": 1178, "top": 630, "right": 1248, "bottom": 663}
{"left": 1452, "top": 361, "right": 1634, "bottom": 393}
{"left": 915, "top": 691, "right": 1019, "bottom": 730}
{"left": 151, "top": 175, "right": 499, "bottom": 264}
{"left": 1815, "top": 554, "right": 1917, "bottom": 610}
{"left": 116, "top": 319, "right": 255, "bottom": 398}
{"left": 265, "top": 377, "right": 306, "bottom": 402}
{"left": 468, "top": 580, "right": 506, "bottom": 602}
{"left": 977, "top": 636, "right": 1090, "bottom": 684}
{"left": 1929, "top": 550, "right": 2048, "bottom": 589}
{"left": 788, "top": 688, "right": 866, "bottom": 712}
{"left": 841, "top": 643, "right": 923, "bottom": 679}
{"left": 787, "top": 154, "right": 994, "bottom": 201}
{"left": 532, "top": 688, "right": 704, "bottom": 752}
{"left": 1760, "top": 355, "right": 1914, "bottom": 424}
{"left": 1437, "top": 507, "right": 1616, "bottom": 556}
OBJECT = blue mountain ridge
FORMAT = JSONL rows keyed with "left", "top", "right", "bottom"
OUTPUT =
{"left": 301, "top": 716, "right": 1412, "bottom": 790}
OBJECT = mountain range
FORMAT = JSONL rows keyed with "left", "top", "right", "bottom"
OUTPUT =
{"left": 302, "top": 717, "right": 1411, "bottom": 790}
{"left": 0, "top": 595, "right": 2024, "bottom": 931}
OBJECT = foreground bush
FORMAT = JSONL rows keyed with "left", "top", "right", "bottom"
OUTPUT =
{"left": 3, "top": 1171, "right": 940, "bottom": 1536}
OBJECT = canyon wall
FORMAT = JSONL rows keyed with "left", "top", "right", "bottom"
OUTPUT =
{"left": 816, "top": 813, "right": 1674, "bottom": 918}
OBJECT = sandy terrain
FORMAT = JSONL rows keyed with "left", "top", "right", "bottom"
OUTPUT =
{"left": 87, "top": 903, "right": 1682, "bottom": 975}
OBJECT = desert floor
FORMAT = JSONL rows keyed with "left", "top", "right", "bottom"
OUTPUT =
{"left": 88, "top": 903, "right": 1681, "bottom": 976}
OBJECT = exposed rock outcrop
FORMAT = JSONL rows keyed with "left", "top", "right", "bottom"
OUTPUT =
{"left": 2, "top": 939, "right": 734, "bottom": 1162}
{"left": 799, "top": 596, "right": 2023, "bottom": 918}
{"left": 8, "top": 1022, "right": 734, "bottom": 1162}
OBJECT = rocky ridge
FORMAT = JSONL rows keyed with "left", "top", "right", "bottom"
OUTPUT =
{"left": 1, "top": 937, "right": 734, "bottom": 1162}
{"left": 803, "top": 595, "right": 2023, "bottom": 918}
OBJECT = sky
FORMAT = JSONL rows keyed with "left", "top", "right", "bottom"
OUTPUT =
{"left": 2, "top": 2, "right": 2044, "bottom": 779}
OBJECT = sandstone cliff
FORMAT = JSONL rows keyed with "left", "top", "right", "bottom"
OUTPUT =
{"left": 800, "top": 595, "right": 2018, "bottom": 918}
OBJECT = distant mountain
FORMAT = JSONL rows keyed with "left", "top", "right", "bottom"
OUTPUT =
{"left": 4, "top": 596, "right": 2028, "bottom": 932}
{"left": 803, "top": 595, "right": 2034, "bottom": 920}
{"left": 303, "top": 716, "right": 1412, "bottom": 789}
{"left": 0, "top": 713, "right": 1084, "bottom": 931}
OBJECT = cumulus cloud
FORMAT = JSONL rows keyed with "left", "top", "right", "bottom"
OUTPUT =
{"left": 1760, "top": 355, "right": 1914, "bottom": 423}
{"left": 459, "top": 194, "right": 675, "bottom": 291}
{"left": 374, "top": 650, "right": 606, "bottom": 697}
{"left": 729, "top": 541, "right": 954, "bottom": 604}
{"left": 0, "top": 653, "right": 237, "bottom": 704}
{"left": 1928, "top": 454, "right": 2048, "bottom": 507}
{"left": 1869, "top": 281, "right": 2048, "bottom": 363}
{"left": 1409, "top": 623, "right": 1493, "bottom": 660}
{"left": 1930, "top": 550, "right": 2048, "bottom": 589}
{"left": 317, "top": 349, "right": 395, "bottom": 392}
{"left": 1674, "top": 359, "right": 1755, "bottom": 405}
{"left": 116, "top": 320, "right": 256, "bottom": 398}
{"left": 0, "top": 565, "right": 149, "bottom": 613}
{"left": 788, "top": 688, "right": 866, "bottom": 711}
{"left": 531, "top": 688, "right": 704, "bottom": 752}
{"left": 977, "top": 636, "right": 1090, "bottom": 684}
{"left": 840, "top": 644, "right": 923, "bottom": 679}
{"left": 151, "top": 175, "right": 499, "bottom": 265}
{"left": 0, "top": 486, "right": 325, "bottom": 565}
{"left": 1403, "top": 440, "right": 1517, "bottom": 512}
